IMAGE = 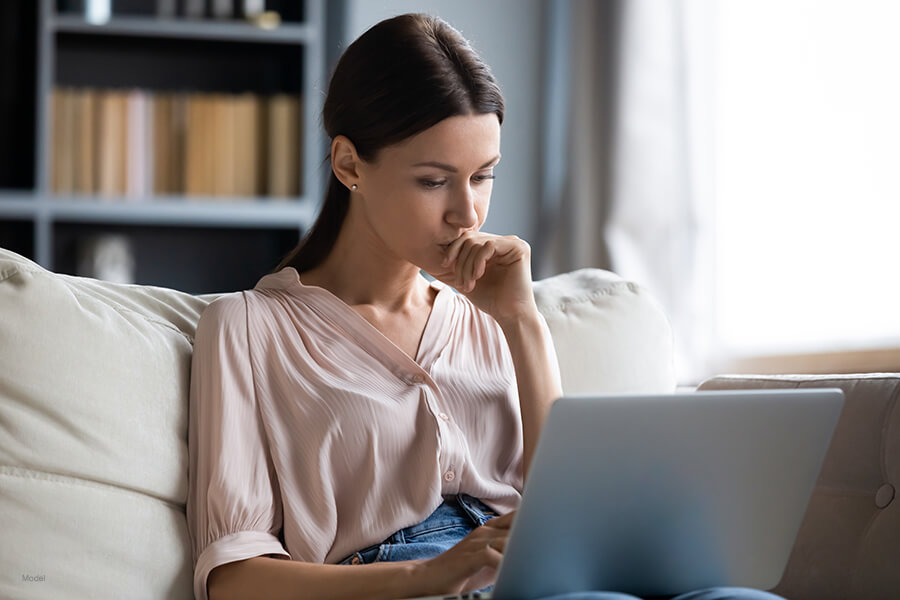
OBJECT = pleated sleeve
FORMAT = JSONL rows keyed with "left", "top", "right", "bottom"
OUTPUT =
{"left": 186, "top": 293, "right": 290, "bottom": 600}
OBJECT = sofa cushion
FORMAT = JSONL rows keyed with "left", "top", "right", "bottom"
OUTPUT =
{"left": 0, "top": 247, "right": 208, "bottom": 599}
{"left": 533, "top": 268, "right": 676, "bottom": 394}
{"left": 698, "top": 373, "right": 900, "bottom": 600}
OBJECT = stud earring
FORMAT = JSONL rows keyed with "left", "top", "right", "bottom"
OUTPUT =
{"left": 351, "top": 184, "right": 358, "bottom": 191}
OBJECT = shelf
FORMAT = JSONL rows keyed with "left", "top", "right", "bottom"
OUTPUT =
{"left": 0, "top": 192, "right": 317, "bottom": 229}
{"left": 45, "top": 197, "right": 317, "bottom": 228}
{"left": 9, "top": 0, "right": 326, "bottom": 285}
{"left": 51, "top": 15, "right": 317, "bottom": 45}
{"left": 0, "top": 194, "right": 39, "bottom": 218}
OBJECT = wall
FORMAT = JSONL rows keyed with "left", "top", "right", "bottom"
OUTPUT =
{"left": 343, "top": 0, "right": 544, "bottom": 240}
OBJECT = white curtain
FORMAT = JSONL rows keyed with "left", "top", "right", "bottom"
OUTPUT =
{"left": 538, "top": 0, "right": 714, "bottom": 383}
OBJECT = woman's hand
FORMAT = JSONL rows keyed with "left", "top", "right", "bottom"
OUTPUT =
{"left": 407, "top": 511, "right": 514, "bottom": 597}
{"left": 432, "top": 232, "right": 538, "bottom": 326}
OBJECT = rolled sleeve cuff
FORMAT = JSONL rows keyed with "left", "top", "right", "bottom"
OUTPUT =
{"left": 193, "top": 530, "right": 291, "bottom": 600}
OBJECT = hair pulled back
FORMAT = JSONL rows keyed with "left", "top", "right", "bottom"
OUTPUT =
{"left": 276, "top": 13, "right": 505, "bottom": 273}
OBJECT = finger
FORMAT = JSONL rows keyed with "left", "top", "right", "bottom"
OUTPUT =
{"left": 472, "top": 242, "right": 496, "bottom": 281}
{"left": 480, "top": 235, "right": 527, "bottom": 267}
{"left": 443, "top": 231, "right": 475, "bottom": 267}
{"left": 488, "top": 535, "right": 508, "bottom": 554}
{"left": 458, "top": 242, "right": 486, "bottom": 290}
{"left": 478, "top": 543, "right": 504, "bottom": 570}
{"left": 453, "top": 242, "right": 479, "bottom": 289}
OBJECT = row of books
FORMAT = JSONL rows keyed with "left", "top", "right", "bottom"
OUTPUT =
{"left": 51, "top": 87, "right": 302, "bottom": 199}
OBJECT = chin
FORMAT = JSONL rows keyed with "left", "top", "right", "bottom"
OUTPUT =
{"left": 415, "top": 257, "right": 448, "bottom": 280}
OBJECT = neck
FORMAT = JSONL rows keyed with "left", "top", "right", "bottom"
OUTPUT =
{"left": 299, "top": 206, "right": 429, "bottom": 310}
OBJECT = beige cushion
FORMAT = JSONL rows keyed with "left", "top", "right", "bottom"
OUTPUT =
{"left": 534, "top": 268, "right": 676, "bottom": 394}
{"left": 0, "top": 248, "right": 674, "bottom": 598}
{"left": 0, "top": 248, "right": 207, "bottom": 599}
{"left": 698, "top": 373, "right": 900, "bottom": 600}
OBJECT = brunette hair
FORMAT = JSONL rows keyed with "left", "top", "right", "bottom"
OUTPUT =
{"left": 275, "top": 13, "right": 504, "bottom": 273}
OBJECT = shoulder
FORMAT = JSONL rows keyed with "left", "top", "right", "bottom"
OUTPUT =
{"left": 198, "top": 292, "right": 247, "bottom": 329}
{"left": 197, "top": 268, "right": 296, "bottom": 334}
{"left": 195, "top": 292, "right": 249, "bottom": 346}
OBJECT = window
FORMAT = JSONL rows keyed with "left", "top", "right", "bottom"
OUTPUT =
{"left": 713, "top": 0, "right": 900, "bottom": 362}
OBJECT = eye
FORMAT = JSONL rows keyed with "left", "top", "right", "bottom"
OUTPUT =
{"left": 473, "top": 174, "right": 496, "bottom": 184}
{"left": 419, "top": 179, "right": 447, "bottom": 189}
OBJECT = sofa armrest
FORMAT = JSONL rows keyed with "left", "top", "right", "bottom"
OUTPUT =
{"left": 698, "top": 373, "right": 900, "bottom": 600}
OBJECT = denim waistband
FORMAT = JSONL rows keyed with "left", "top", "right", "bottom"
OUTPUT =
{"left": 339, "top": 494, "right": 498, "bottom": 565}
{"left": 383, "top": 494, "right": 498, "bottom": 544}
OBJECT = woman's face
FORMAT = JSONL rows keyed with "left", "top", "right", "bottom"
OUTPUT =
{"left": 354, "top": 113, "right": 501, "bottom": 276}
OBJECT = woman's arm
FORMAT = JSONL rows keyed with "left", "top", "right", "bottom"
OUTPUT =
{"left": 208, "top": 511, "right": 515, "bottom": 600}
{"left": 208, "top": 556, "right": 418, "bottom": 600}
{"left": 436, "top": 232, "right": 563, "bottom": 482}
{"left": 496, "top": 311, "right": 562, "bottom": 481}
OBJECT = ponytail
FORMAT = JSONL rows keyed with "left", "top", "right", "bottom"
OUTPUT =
{"left": 275, "top": 171, "right": 350, "bottom": 273}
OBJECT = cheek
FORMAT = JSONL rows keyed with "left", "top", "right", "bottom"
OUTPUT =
{"left": 475, "top": 194, "right": 491, "bottom": 226}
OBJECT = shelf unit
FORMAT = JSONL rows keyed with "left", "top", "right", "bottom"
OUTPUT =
{"left": 0, "top": 0, "right": 328, "bottom": 293}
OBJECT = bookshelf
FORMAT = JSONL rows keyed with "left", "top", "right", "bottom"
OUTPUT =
{"left": 0, "top": 0, "right": 328, "bottom": 294}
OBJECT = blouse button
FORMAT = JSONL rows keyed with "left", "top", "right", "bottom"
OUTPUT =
{"left": 438, "top": 412, "right": 450, "bottom": 422}
{"left": 443, "top": 470, "right": 456, "bottom": 482}
{"left": 409, "top": 374, "right": 425, "bottom": 384}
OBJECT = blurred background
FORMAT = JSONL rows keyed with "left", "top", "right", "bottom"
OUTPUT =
{"left": 1, "top": 0, "right": 897, "bottom": 384}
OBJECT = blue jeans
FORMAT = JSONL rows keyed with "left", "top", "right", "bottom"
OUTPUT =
{"left": 339, "top": 495, "right": 785, "bottom": 600}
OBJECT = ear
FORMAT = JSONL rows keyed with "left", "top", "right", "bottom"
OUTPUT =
{"left": 331, "top": 135, "right": 361, "bottom": 190}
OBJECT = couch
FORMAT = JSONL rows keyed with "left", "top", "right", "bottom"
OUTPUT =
{"left": 0, "top": 246, "right": 896, "bottom": 599}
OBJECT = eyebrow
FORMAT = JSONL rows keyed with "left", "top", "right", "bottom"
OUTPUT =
{"left": 411, "top": 155, "right": 501, "bottom": 172}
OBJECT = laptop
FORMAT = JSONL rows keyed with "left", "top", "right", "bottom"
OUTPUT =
{"left": 412, "top": 388, "right": 844, "bottom": 600}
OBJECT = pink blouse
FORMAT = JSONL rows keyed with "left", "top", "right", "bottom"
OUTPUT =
{"left": 186, "top": 267, "right": 532, "bottom": 600}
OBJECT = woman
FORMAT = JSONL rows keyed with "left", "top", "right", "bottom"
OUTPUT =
{"left": 187, "top": 13, "right": 785, "bottom": 600}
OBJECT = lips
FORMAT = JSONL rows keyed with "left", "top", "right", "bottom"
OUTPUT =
{"left": 439, "top": 235, "right": 463, "bottom": 249}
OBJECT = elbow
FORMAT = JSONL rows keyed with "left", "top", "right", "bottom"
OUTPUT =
{"left": 207, "top": 560, "right": 245, "bottom": 600}
{"left": 207, "top": 556, "right": 277, "bottom": 600}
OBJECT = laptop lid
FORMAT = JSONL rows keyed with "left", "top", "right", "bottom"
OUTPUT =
{"left": 492, "top": 389, "right": 844, "bottom": 600}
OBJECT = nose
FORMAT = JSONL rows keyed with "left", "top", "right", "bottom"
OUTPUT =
{"left": 446, "top": 183, "right": 479, "bottom": 229}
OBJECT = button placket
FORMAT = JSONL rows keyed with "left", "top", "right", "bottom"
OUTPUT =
{"left": 400, "top": 371, "right": 427, "bottom": 386}
{"left": 426, "top": 387, "right": 462, "bottom": 493}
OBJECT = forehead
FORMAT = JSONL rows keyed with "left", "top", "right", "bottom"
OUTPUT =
{"left": 379, "top": 113, "right": 501, "bottom": 166}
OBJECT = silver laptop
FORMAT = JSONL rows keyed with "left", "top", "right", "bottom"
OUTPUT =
{"left": 413, "top": 388, "right": 844, "bottom": 600}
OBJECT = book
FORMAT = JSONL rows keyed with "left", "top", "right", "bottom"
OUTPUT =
{"left": 266, "top": 93, "right": 301, "bottom": 198}
{"left": 210, "top": 0, "right": 233, "bottom": 19}
{"left": 233, "top": 93, "right": 261, "bottom": 197}
{"left": 97, "top": 89, "right": 128, "bottom": 198}
{"left": 74, "top": 88, "right": 97, "bottom": 195}
{"left": 126, "top": 89, "right": 153, "bottom": 200}
{"left": 183, "top": 0, "right": 205, "bottom": 19}
{"left": 52, "top": 88, "right": 75, "bottom": 195}
{"left": 152, "top": 93, "right": 173, "bottom": 195}
{"left": 185, "top": 93, "right": 215, "bottom": 197}
{"left": 211, "top": 93, "right": 237, "bottom": 197}
{"left": 171, "top": 93, "right": 188, "bottom": 195}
